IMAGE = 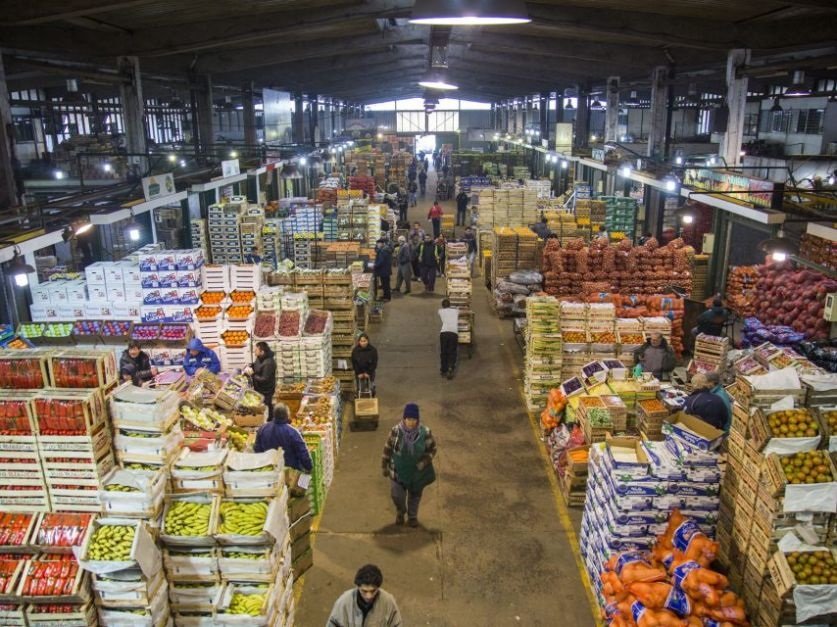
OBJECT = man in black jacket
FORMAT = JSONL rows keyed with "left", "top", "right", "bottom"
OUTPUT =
{"left": 245, "top": 342, "right": 276, "bottom": 421}
{"left": 684, "top": 373, "right": 729, "bottom": 431}
{"left": 373, "top": 239, "right": 393, "bottom": 301}
{"left": 119, "top": 341, "right": 157, "bottom": 386}
{"left": 417, "top": 234, "right": 438, "bottom": 293}
{"left": 455, "top": 190, "right": 469, "bottom": 226}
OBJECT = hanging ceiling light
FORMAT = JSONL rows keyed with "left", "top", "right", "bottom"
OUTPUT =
{"left": 7, "top": 246, "right": 36, "bottom": 287}
{"left": 770, "top": 97, "right": 783, "bottom": 113}
{"left": 60, "top": 221, "right": 93, "bottom": 243}
{"left": 409, "top": 0, "right": 531, "bottom": 25}
{"left": 758, "top": 235, "right": 797, "bottom": 263}
{"left": 418, "top": 72, "right": 458, "bottom": 91}
{"left": 590, "top": 98, "right": 603, "bottom": 110}
{"left": 564, "top": 99, "right": 574, "bottom": 111}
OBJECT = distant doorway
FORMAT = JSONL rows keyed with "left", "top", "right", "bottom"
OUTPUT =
{"left": 415, "top": 134, "right": 436, "bottom": 156}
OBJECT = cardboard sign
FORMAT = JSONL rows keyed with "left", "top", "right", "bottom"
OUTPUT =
{"left": 142, "top": 172, "right": 175, "bottom": 201}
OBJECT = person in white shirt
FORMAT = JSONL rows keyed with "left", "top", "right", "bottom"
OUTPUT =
{"left": 438, "top": 298, "right": 459, "bottom": 379}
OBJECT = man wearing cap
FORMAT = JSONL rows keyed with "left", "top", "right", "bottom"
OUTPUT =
{"left": 394, "top": 235, "right": 412, "bottom": 295}
{"left": 381, "top": 403, "right": 437, "bottom": 528}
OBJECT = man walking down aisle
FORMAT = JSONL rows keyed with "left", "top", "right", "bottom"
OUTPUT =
{"left": 438, "top": 298, "right": 459, "bottom": 379}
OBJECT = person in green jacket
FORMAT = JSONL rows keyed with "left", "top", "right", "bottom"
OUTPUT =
{"left": 381, "top": 403, "right": 437, "bottom": 528}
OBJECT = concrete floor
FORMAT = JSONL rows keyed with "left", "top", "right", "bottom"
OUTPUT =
{"left": 296, "top": 167, "right": 597, "bottom": 627}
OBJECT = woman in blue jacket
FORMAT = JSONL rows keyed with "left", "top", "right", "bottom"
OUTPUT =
{"left": 183, "top": 338, "right": 221, "bottom": 375}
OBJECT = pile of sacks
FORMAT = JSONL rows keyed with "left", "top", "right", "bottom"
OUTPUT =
{"left": 493, "top": 269, "right": 543, "bottom": 316}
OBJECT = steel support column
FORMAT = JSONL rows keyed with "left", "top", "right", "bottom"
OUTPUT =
{"left": 605, "top": 76, "right": 620, "bottom": 143}
{"left": 242, "top": 82, "right": 257, "bottom": 146}
{"left": 117, "top": 56, "right": 147, "bottom": 168}
{"left": 720, "top": 49, "right": 751, "bottom": 167}
{"left": 574, "top": 85, "right": 590, "bottom": 150}
{"left": 647, "top": 66, "right": 669, "bottom": 159}
{"left": 0, "top": 54, "right": 18, "bottom": 209}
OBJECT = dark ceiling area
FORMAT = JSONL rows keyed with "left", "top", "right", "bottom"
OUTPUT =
{"left": 1, "top": 0, "right": 837, "bottom": 103}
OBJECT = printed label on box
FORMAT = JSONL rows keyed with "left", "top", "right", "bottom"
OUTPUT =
{"left": 141, "top": 273, "right": 161, "bottom": 288}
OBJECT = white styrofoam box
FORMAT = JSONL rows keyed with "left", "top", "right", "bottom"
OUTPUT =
{"left": 105, "top": 263, "right": 124, "bottom": 285}
{"left": 85, "top": 304, "right": 113, "bottom": 318}
{"left": 120, "top": 262, "right": 143, "bottom": 285}
{"left": 30, "top": 284, "right": 53, "bottom": 306}
{"left": 88, "top": 284, "right": 109, "bottom": 303}
{"left": 108, "top": 286, "right": 127, "bottom": 303}
{"left": 66, "top": 281, "right": 88, "bottom": 305}
{"left": 85, "top": 261, "right": 108, "bottom": 285}
{"left": 30, "top": 304, "right": 57, "bottom": 320}
{"left": 125, "top": 285, "right": 144, "bottom": 303}
{"left": 50, "top": 283, "right": 70, "bottom": 305}
{"left": 57, "top": 305, "right": 86, "bottom": 320}
{"left": 112, "top": 304, "right": 142, "bottom": 320}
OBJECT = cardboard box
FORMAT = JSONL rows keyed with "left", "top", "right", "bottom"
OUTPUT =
{"left": 30, "top": 284, "right": 53, "bottom": 306}
{"left": 108, "top": 286, "right": 127, "bottom": 303}
{"left": 49, "top": 284, "right": 69, "bottom": 305}
{"left": 88, "top": 284, "right": 108, "bottom": 303}
{"left": 57, "top": 305, "right": 86, "bottom": 320}
{"left": 663, "top": 412, "right": 725, "bottom": 452}
{"left": 178, "top": 288, "right": 200, "bottom": 305}
{"left": 289, "top": 514, "right": 312, "bottom": 542}
{"left": 291, "top": 531, "right": 310, "bottom": 559}
{"left": 65, "top": 281, "right": 88, "bottom": 305}
{"left": 157, "top": 251, "right": 177, "bottom": 271}
{"left": 104, "top": 263, "right": 124, "bottom": 286}
{"left": 159, "top": 271, "right": 179, "bottom": 288}
{"left": 141, "top": 273, "right": 162, "bottom": 289}
{"left": 85, "top": 262, "right": 108, "bottom": 285}
{"left": 160, "top": 288, "right": 180, "bottom": 305}
{"left": 177, "top": 271, "right": 202, "bottom": 287}
{"left": 139, "top": 253, "right": 159, "bottom": 272}
{"left": 120, "top": 262, "right": 142, "bottom": 285}
{"left": 177, "top": 250, "right": 204, "bottom": 271}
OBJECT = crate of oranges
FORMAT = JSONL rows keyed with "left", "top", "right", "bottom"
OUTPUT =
{"left": 200, "top": 292, "right": 226, "bottom": 306}
{"left": 226, "top": 305, "right": 253, "bottom": 321}
{"left": 221, "top": 330, "right": 249, "bottom": 347}
{"left": 195, "top": 306, "right": 222, "bottom": 321}
{"left": 230, "top": 291, "right": 255, "bottom": 304}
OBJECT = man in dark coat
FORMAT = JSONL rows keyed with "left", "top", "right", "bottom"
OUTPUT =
{"left": 245, "top": 342, "right": 276, "bottom": 421}
{"left": 119, "top": 341, "right": 157, "bottom": 385}
{"left": 455, "top": 190, "right": 469, "bottom": 226}
{"left": 373, "top": 239, "right": 393, "bottom": 301}
{"left": 417, "top": 234, "right": 438, "bottom": 293}
{"left": 684, "top": 373, "right": 729, "bottom": 431}
{"left": 253, "top": 404, "right": 313, "bottom": 472}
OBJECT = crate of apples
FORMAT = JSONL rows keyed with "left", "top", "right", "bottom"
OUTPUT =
{"left": 160, "top": 324, "right": 190, "bottom": 342}
{"left": 821, "top": 409, "right": 836, "bottom": 436}
{"left": 767, "top": 408, "right": 819, "bottom": 438}
{"left": 100, "top": 321, "right": 131, "bottom": 338}
{"left": 131, "top": 324, "right": 161, "bottom": 342}
{"left": 222, "top": 330, "right": 249, "bottom": 347}
{"left": 71, "top": 321, "right": 101, "bottom": 337}
{"left": 201, "top": 292, "right": 226, "bottom": 305}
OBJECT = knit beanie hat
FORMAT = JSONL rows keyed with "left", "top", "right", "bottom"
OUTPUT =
{"left": 403, "top": 403, "right": 420, "bottom": 420}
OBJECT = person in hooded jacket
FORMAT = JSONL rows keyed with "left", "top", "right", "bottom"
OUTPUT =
{"left": 119, "top": 341, "right": 157, "bottom": 385}
{"left": 351, "top": 333, "right": 379, "bottom": 396}
{"left": 182, "top": 338, "right": 221, "bottom": 376}
{"left": 695, "top": 297, "right": 730, "bottom": 338}
{"left": 244, "top": 341, "right": 276, "bottom": 421}
{"left": 253, "top": 403, "right": 313, "bottom": 472}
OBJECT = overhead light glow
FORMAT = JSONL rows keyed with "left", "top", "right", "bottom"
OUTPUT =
{"left": 377, "top": 133, "right": 383, "bottom": 139}
{"left": 54, "top": 170, "right": 64, "bottom": 180}
{"left": 180, "top": 160, "right": 187, "bottom": 167}
{"left": 590, "top": 134, "right": 598, "bottom": 142}
{"left": 619, "top": 165, "right": 632, "bottom": 178}
{"left": 128, "top": 227, "right": 141, "bottom": 241}
{"left": 771, "top": 250, "right": 787, "bottom": 262}
{"left": 75, "top": 223, "right": 93, "bottom": 236}
{"left": 675, "top": 156, "right": 683, "bottom": 165}
{"left": 665, "top": 178, "right": 679, "bottom": 192}
{"left": 348, "top": 141, "right": 355, "bottom": 147}
{"left": 828, "top": 174, "right": 835, "bottom": 186}
{"left": 681, "top": 214, "right": 694, "bottom": 225}
{"left": 102, "top": 163, "right": 112, "bottom": 173}
{"left": 14, "top": 273, "right": 28, "bottom": 287}
{"left": 418, "top": 73, "right": 459, "bottom": 90}
{"left": 298, "top": 157, "right": 307, "bottom": 166}
{"left": 229, "top": 151, "right": 238, "bottom": 158}
{"left": 409, "top": 0, "right": 531, "bottom": 25}
{"left": 168, "top": 154, "right": 177, "bottom": 163}
{"left": 561, "top": 160, "right": 568, "bottom": 169}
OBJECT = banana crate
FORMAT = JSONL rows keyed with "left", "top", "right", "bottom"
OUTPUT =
{"left": 113, "top": 425, "right": 183, "bottom": 466}
{"left": 95, "top": 580, "right": 170, "bottom": 627}
{"left": 170, "top": 448, "right": 227, "bottom": 494}
{"left": 100, "top": 467, "right": 168, "bottom": 519}
{"left": 214, "top": 582, "right": 278, "bottom": 626}
{"left": 215, "top": 498, "right": 287, "bottom": 546}
{"left": 169, "top": 578, "right": 222, "bottom": 612}
{"left": 160, "top": 493, "right": 220, "bottom": 548}
{"left": 223, "top": 450, "right": 285, "bottom": 498}
{"left": 91, "top": 567, "right": 166, "bottom": 609}
{"left": 78, "top": 518, "right": 161, "bottom": 579}
{"left": 163, "top": 547, "right": 219, "bottom": 582}
{"left": 217, "top": 544, "right": 281, "bottom": 583}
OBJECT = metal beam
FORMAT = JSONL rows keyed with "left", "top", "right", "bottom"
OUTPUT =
{"left": 0, "top": 0, "right": 157, "bottom": 26}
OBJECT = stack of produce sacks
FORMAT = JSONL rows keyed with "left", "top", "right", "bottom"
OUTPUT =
{"left": 595, "top": 510, "right": 749, "bottom": 627}
{"left": 581, "top": 414, "right": 725, "bottom": 607}
{"left": 493, "top": 269, "right": 543, "bottom": 318}
{"left": 525, "top": 296, "right": 563, "bottom": 412}
{"left": 724, "top": 266, "right": 759, "bottom": 317}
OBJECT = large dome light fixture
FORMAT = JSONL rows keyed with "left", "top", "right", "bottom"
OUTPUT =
{"left": 410, "top": 0, "right": 531, "bottom": 25}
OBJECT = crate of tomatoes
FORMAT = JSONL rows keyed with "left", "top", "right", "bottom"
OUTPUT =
{"left": 47, "top": 349, "right": 117, "bottom": 390}
{"left": 17, "top": 555, "right": 90, "bottom": 604}
{"left": 25, "top": 602, "right": 96, "bottom": 627}
{"left": 33, "top": 389, "right": 106, "bottom": 437}
{"left": 32, "top": 513, "right": 94, "bottom": 555}
{"left": 0, "top": 392, "right": 37, "bottom": 438}
{"left": 0, "top": 351, "right": 51, "bottom": 390}
{"left": 0, "top": 513, "right": 38, "bottom": 554}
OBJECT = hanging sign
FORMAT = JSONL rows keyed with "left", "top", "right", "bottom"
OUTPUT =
{"left": 555, "top": 123, "right": 573, "bottom": 152}
{"left": 683, "top": 168, "right": 780, "bottom": 208}
{"left": 142, "top": 172, "right": 175, "bottom": 201}
{"left": 221, "top": 159, "right": 241, "bottom": 177}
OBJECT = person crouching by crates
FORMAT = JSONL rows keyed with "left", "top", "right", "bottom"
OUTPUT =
{"left": 253, "top": 403, "right": 313, "bottom": 473}
{"left": 351, "top": 333, "right": 378, "bottom": 397}
{"left": 244, "top": 341, "right": 276, "bottom": 421}
{"left": 381, "top": 403, "right": 437, "bottom": 528}
{"left": 119, "top": 340, "right": 157, "bottom": 386}
{"left": 183, "top": 338, "right": 221, "bottom": 376}
{"left": 438, "top": 298, "right": 459, "bottom": 379}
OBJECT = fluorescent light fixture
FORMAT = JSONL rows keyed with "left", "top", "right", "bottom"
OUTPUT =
{"left": 418, "top": 73, "right": 458, "bottom": 90}
{"left": 128, "top": 226, "right": 141, "bottom": 241}
{"left": 664, "top": 177, "right": 679, "bottom": 193}
{"left": 771, "top": 250, "right": 787, "bottom": 262}
{"left": 681, "top": 214, "right": 694, "bottom": 225}
{"left": 75, "top": 223, "right": 93, "bottom": 236}
{"left": 229, "top": 151, "right": 238, "bottom": 158}
{"left": 770, "top": 98, "right": 783, "bottom": 113}
{"left": 590, "top": 134, "right": 598, "bottom": 142}
{"left": 54, "top": 170, "right": 64, "bottom": 180}
{"left": 409, "top": 0, "right": 531, "bottom": 25}
{"left": 180, "top": 160, "right": 187, "bottom": 167}
{"left": 708, "top": 156, "right": 717, "bottom": 165}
